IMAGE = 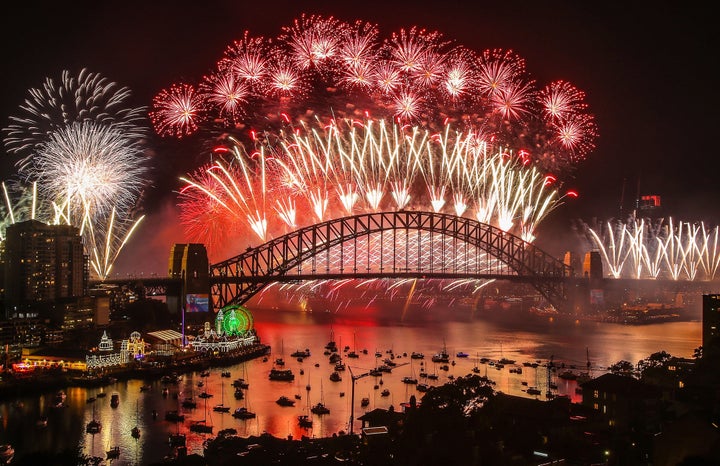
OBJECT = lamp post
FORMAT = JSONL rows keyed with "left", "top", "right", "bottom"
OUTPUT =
{"left": 347, "top": 366, "right": 370, "bottom": 435}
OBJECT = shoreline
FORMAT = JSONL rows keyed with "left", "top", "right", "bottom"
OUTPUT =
{"left": 0, "top": 343, "right": 271, "bottom": 398}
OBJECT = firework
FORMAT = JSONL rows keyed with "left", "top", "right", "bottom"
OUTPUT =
{"left": 30, "top": 121, "right": 147, "bottom": 223}
{"left": 149, "top": 83, "right": 204, "bottom": 138}
{"left": 581, "top": 216, "right": 720, "bottom": 281}
{"left": 2, "top": 68, "right": 146, "bottom": 170}
{"left": 152, "top": 14, "right": 597, "bottom": 173}
{"left": 3, "top": 69, "right": 150, "bottom": 280}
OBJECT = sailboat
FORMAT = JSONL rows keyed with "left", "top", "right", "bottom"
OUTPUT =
{"left": 86, "top": 403, "right": 101, "bottom": 434}
{"left": 131, "top": 400, "right": 140, "bottom": 439}
{"left": 190, "top": 394, "right": 213, "bottom": 433}
{"left": 168, "top": 394, "right": 186, "bottom": 447}
{"left": 311, "top": 380, "right": 330, "bottom": 415}
{"left": 347, "top": 331, "right": 359, "bottom": 358}
{"left": 269, "top": 340, "right": 295, "bottom": 381}
{"left": 298, "top": 388, "right": 313, "bottom": 428}
{"left": 402, "top": 358, "right": 418, "bottom": 384}
{"left": 232, "top": 377, "right": 256, "bottom": 420}
{"left": 213, "top": 379, "right": 231, "bottom": 413}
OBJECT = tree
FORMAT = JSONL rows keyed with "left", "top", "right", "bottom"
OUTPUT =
{"left": 608, "top": 360, "right": 635, "bottom": 376}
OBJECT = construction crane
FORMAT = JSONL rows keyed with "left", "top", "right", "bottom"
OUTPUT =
{"left": 347, "top": 361, "right": 410, "bottom": 435}
{"left": 347, "top": 366, "right": 371, "bottom": 435}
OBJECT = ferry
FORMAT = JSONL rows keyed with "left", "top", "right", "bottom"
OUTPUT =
{"left": 269, "top": 368, "right": 295, "bottom": 381}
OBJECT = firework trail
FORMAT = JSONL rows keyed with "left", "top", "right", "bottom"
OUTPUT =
{"left": 1, "top": 181, "right": 44, "bottom": 241}
{"left": 581, "top": 216, "right": 720, "bottom": 281}
{"left": 180, "top": 118, "right": 570, "bottom": 257}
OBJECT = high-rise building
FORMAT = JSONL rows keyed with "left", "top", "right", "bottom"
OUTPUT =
{"left": 3, "top": 220, "right": 87, "bottom": 314}
{"left": 702, "top": 294, "right": 720, "bottom": 356}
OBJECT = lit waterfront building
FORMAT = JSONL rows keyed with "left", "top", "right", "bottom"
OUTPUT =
{"left": 85, "top": 330, "right": 146, "bottom": 371}
{"left": 189, "top": 305, "right": 259, "bottom": 353}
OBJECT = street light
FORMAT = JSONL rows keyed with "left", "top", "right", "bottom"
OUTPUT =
{"left": 347, "top": 366, "right": 370, "bottom": 435}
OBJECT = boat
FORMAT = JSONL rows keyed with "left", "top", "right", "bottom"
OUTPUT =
{"left": 234, "top": 387, "right": 245, "bottom": 400}
{"left": 416, "top": 383, "right": 429, "bottom": 392}
{"left": 402, "top": 376, "right": 418, "bottom": 384}
{"left": 86, "top": 419, "right": 101, "bottom": 434}
{"left": 36, "top": 416, "right": 48, "bottom": 428}
{"left": 52, "top": 390, "right": 67, "bottom": 408}
{"left": 431, "top": 340, "right": 450, "bottom": 363}
{"left": 190, "top": 393, "right": 214, "bottom": 434}
{"left": 311, "top": 402, "right": 330, "bottom": 415}
{"left": 213, "top": 381, "right": 231, "bottom": 413}
{"left": 161, "top": 373, "right": 181, "bottom": 384}
{"left": 164, "top": 410, "right": 185, "bottom": 422}
{"left": 140, "top": 384, "right": 151, "bottom": 392}
{"left": 232, "top": 407, "right": 256, "bottom": 419}
{"left": 325, "top": 327, "right": 338, "bottom": 352}
{"left": 86, "top": 396, "right": 96, "bottom": 403}
{"left": 329, "top": 371, "right": 342, "bottom": 382}
{"left": 291, "top": 348, "right": 311, "bottom": 358}
{"left": 106, "top": 446, "right": 120, "bottom": 459}
{"left": 131, "top": 400, "right": 140, "bottom": 438}
{"left": 221, "top": 371, "right": 231, "bottom": 378}
{"left": 232, "top": 378, "right": 249, "bottom": 389}
{"left": 527, "top": 387, "right": 541, "bottom": 396}
{"left": 410, "top": 352, "right": 424, "bottom": 359}
{"left": 182, "top": 395, "right": 197, "bottom": 409}
{"left": 311, "top": 380, "right": 330, "bottom": 414}
{"left": 360, "top": 397, "right": 370, "bottom": 407}
{"left": 189, "top": 420, "right": 213, "bottom": 433}
{"left": 269, "top": 368, "right": 295, "bottom": 381}
{"left": 298, "top": 414, "right": 313, "bottom": 428}
{"left": 456, "top": 352, "right": 469, "bottom": 358}
{"left": 198, "top": 391, "right": 213, "bottom": 399}
{"left": 0, "top": 445, "right": 14, "bottom": 464}
{"left": 276, "top": 396, "right": 296, "bottom": 407}
{"left": 110, "top": 393, "right": 120, "bottom": 408}
{"left": 380, "top": 389, "right": 390, "bottom": 397}
{"left": 162, "top": 387, "right": 170, "bottom": 397}
{"left": 168, "top": 432, "right": 186, "bottom": 447}
{"left": 200, "top": 370, "right": 211, "bottom": 377}
{"left": 86, "top": 403, "right": 101, "bottom": 434}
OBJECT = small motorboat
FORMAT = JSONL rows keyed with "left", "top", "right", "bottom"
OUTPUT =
{"left": 106, "top": 446, "right": 120, "bottom": 460}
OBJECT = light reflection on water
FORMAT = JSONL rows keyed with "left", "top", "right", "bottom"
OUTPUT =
{"left": 0, "top": 307, "right": 701, "bottom": 465}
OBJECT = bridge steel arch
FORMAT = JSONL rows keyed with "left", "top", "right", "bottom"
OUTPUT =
{"left": 210, "top": 211, "right": 573, "bottom": 311}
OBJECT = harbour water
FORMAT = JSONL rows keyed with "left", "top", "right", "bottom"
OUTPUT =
{"left": 0, "top": 307, "right": 702, "bottom": 465}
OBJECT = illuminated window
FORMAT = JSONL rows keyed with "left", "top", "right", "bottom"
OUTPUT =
{"left": 602, "top": 405, "right": 607, "bottom": 414}
{"left": 593, "top": 403, "right": 599, "bottom": 410}
{"left": 594, "top": 390, "right": 599, "bottom": 398}
{"left": 678, "top": 381, "right": 684, "bottom": 388}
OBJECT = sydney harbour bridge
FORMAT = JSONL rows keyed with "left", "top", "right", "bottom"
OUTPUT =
{"left": 93, "top": 211, "right": 709, "bottom": 316}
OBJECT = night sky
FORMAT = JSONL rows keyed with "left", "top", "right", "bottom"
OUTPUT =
{"left": 1, "top": 1, "right": 717, "bottom": 275}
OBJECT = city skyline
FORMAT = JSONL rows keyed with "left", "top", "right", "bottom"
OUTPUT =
{"left": 1, "top": 1, "right": 716, "bottom": 276}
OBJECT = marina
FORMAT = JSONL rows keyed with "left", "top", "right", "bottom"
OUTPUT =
{"left": 0, "top": 307, "right": 701, "bottom": 464}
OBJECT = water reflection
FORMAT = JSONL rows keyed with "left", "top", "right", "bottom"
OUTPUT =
{"left": 0, "top": 308, "right": 701, "bottom": 464}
